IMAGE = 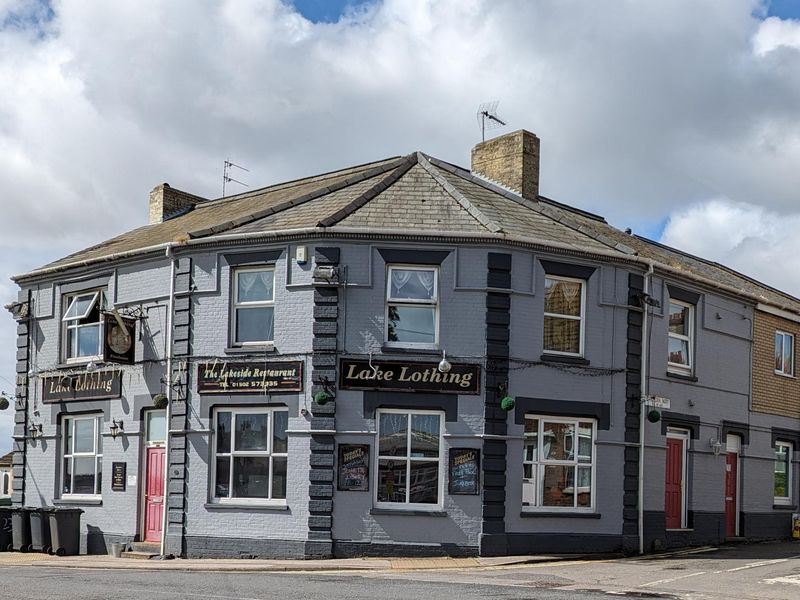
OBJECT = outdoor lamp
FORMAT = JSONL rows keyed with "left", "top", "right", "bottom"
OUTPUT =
{"left": 109, "top": 419, "right": 124, "bottom": 439}
{"left": 437, "top": 350, "right": 452, "bottom": 373}
{"left": 28, "top": 422, "right": 42, "bottom": 439}
{"left": 709, "top": 437, "right": 723, "bottom": 456}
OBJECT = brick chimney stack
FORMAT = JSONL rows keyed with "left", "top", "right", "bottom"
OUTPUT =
{"left": 148, "top": 183, "right": 206, "bottom": 224}
{"left": 471, "top": 130, "right": 540, "bottom": 200}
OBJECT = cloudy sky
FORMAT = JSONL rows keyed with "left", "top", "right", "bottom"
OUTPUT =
{"left": 1, "top": 0, "right": 800, "bottom": 452}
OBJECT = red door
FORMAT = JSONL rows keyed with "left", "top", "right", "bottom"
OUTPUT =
{"left": 665, "top": 437, "right": 684, "bottom": 529}
{"left": 144, "top": 447, "right": 165, "bottom": 543}
{"left": 725, "top": 452, "right": 738, "bottom": 537}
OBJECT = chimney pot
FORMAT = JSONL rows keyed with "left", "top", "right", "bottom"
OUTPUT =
{"left": 471, "top": 129, "right": 540, "bottom": 200}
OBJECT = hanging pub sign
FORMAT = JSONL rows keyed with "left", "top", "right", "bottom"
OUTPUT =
{"left": 339, "top": 358, "right": 481, "bottom": 395}
{"left": 448, "top": 448, "right": 480, "bottom": 495}
{"left": 337, "top": 444, "right": 370, "bottom": 491}
{"left": 103, "top": 314, "right": 136, "bottom": 365}
{"left": 197, "top": 360, "right": 303, "bottom": 394}
{"left": 42, "top": 370, "right": 122, "bottom": 403}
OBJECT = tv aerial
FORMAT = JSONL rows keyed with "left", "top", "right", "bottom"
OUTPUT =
{"left": 222, "top": 159, "right": 249, "bottom": 197}
{"left": 477, "top": 101, "right": 507, "bottom": 142}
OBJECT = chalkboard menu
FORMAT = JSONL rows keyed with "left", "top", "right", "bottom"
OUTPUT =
{"left": 337, "top": 444, "right": 370, "bottom": 491}
{"left": 111, "top": 462, "right": 127, "bottom": 492}
{"left": 448, "top": 448, "right": 480, "bottom": 495}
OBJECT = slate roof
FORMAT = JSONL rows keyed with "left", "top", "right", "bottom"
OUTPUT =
{"left": 0, "top": 451, "right": 12, "bottom": 467}
{"left": 16, "top": 149, "right": 800, "bottom": 315}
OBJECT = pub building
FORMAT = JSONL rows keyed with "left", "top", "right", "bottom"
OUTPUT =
{"left": 7, "top": 130, "right": 800, "bottom": 558}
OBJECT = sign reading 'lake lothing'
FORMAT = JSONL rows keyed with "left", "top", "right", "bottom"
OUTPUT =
{"left": 42, "top": 370, "right": 122, "bottom": 403}
{"left": 197, "top": 360, "right": 303, "bottom": 394}
{"left": 339, "top": 358, "right": 481, "bottom": 395}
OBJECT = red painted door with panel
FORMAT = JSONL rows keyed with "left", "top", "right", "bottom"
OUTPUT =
{"left": 144, "top": 447, "right": 166, "bottom": 543}
{"left": 665, "top": 437, "right": 684, "bottom": 529}
{"left": 725, "top": 452, "right": 738, "bottom": 537}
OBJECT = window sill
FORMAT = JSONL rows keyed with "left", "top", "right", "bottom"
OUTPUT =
{"left": 773, "top": 503, "right": 796, "bottom": 510}
{"left": 225, "top": 344, "right": 275, "bottom": 354}
{"left": 53, "top": 497, "right": 102, "bottom": 506}
{"left": 540, "top": 354, "right": 589, "bottom": 366}
{"left": 666, "top": 371, "right": 698, "bottom": 382}
{"left": 665, "top": 528, "right": 693, "bottom": 532}
{"left": 204, "top": 502, "right": 289, "bottom": 511}
{"left": 381, "top": 344, "right": 440, "bottom": 355}
{"left": 370, "top": 508, "right": 447, "bottom": 517}
{"left": 520, "top": 511, "right": 600, "bottom": 518}
{"left": 774, "top": 371, "right": 796, "bottom": 379}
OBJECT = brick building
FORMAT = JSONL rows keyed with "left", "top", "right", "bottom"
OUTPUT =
{"left": 5, "top": 130, "right": 799, "bottom": 557}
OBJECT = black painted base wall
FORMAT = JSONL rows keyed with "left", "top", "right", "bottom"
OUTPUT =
{"left": 334, "top": 541, "right": 478, "bottom": 558}
{"left": 741, "top": 512, "right": 796, "bottom": 541}
{"left": 184, "top": 536, "right": 307, "bottom": 559}
{"left": 484, "top": 533, "right": 623, "bottom": 555}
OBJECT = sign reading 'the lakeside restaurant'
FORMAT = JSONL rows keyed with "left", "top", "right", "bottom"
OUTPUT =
{"left": 197, "top": 360, "right": 303, "bottom": 394}
{"left": 339, "top": 359, "right": 481, "bottom": 395}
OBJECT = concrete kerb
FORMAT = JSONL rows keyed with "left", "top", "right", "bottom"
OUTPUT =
{"left": 0, "top": 553, "right": 589, "bottom": 573}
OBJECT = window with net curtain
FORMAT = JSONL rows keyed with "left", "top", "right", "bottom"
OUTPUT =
{"left": 386, "top": 266, "right": 438, "bottom": 346}
{"left": 543, "top": 276, "right": 584, "bottom": 355}
{"left": 233, "top": 267, "right": 275, "bottom": 345}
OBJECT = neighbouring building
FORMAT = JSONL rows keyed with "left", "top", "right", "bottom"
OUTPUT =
{"left": 5, "top": 129, "right": 799, "bottom": 557}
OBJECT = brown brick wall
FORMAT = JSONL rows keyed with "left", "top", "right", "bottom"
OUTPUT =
{"left": 752, "top": 309, "right": 800, "bottom": 418}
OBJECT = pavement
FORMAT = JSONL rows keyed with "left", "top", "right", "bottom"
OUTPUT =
{"left": 0, "top": 549, "right": 582, "bottom": 572}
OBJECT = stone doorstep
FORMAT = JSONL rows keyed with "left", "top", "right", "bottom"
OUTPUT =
{"left": 120, "top": 551, "right": 158, "bottom": 560}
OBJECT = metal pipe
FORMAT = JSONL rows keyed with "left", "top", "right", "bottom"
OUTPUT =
{"left": 638, "top": 261, "right": 654, "bottom": 555}
{"left": 160, "top": 245, "right": 176, "bottom": 557}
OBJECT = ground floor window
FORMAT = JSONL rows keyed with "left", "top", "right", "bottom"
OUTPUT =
{"left": 522, "top": 416, "right": 595, "bottom": 510}
{"left": 376, "top": 409, "right": 443, "bottom": 508}
{"left": 774, "top": 441, "right": 793, "bottom": 505}
{"left": 213, "top": 407, "right": 288, "bottom": 503}
{"left": 61, "top": 415, "right": 102, "bottom": 497}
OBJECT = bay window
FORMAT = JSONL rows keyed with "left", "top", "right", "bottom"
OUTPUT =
{"left": 385, "top": 266, "right": 438, "bottom": 347}
{"left": 523, "top": 416, "right": 595, "bottom": 510}
{"left": 213, "top": 407, "right": 288, "bottom": 503}
{"left": 62, "top": 415, "right": 102, "bottom": 497}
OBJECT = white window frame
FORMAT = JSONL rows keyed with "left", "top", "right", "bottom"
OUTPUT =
{"left": 61, "top": 415, "right": 102, "bottom": 499}
{"left": 542, "top": 275, "right": 586, "bottom": 357}
{"left": 374, "top": 408, "right": 445, "bottom": 511}
{"left": 231, "top": 266, "right": 275, "bottom": 346}
{"left": 775, "top": 331, "right": 795, "bottom": 377}
{"left": 384, "top": 265, "right": 440, "bottom": 349}
{"left": 211, "top": 406, "right": 288, "bottom": 506}
{"left": 61, "top": 290, "right": 106, "bottom": 364}
{"left": 667, "top": 299, "right": 694, "bottom": 373}
{"left": 522, "top": 415, "right": 597, "bottom": 512}
{"left": 774, "top": 441, "right": 793, "bottom": 505}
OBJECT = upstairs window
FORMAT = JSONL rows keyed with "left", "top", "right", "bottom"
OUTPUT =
{"left": 62, "top": 290, "right": 106, "bottom": 362}
{"left": 774, "top": 441, "right": 793, "bottom": 505}
{"left": 668, "top": 300, "right": 694, "bottom": 372}
{"left": 386, "top": 266, "right": 438, "bottom": 347}
{"left": 62, "top": 415, "right": 102, "bottom": 497}
{"left": 543, "top": 275, "right": 585, "bottom": 356}
{"left": 232, "top": 267, "right": 275, "bottom": 345}
{"left": 775, "top": 331, "right": 794, "bottom": 377}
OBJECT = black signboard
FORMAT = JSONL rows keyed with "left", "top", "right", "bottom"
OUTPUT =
{"left": 103, "top": 314, "right": 136, "bottom": 365}
{"left": 197, "top": 360, "right": 303, "bottom": 394}
{"left": 339, "top": 359, "right": 481, "bottom": 395}
{"left": 42, "top": 370, "right": 122, "bottom": 404}
{"left": 449, "top": 448, "right": 480, "bottom": 495}
{"left": 337, "top": 444, "right": 370, "bottom": 491}
{"left": 111, "top": 462, "right": 127, "bottom": 492}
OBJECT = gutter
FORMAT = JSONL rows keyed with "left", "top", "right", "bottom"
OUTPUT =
{"left": 160, "top": 245, "right": 176, "bottom": 557}
{"left": 638, "top": 261, "right": 654, "bottom": 555}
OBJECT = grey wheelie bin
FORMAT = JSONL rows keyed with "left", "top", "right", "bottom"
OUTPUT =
{"left": 0, "top": 507, "right": 11, "bottom": 551}
{"left": 10, "top": 507, "right": 32, "bottom": 552}
{"left": 29, "top": 507, "right": 52, "bottom": 553}
{"left": 48, "top": 507, "right": 83, "bottom": 556}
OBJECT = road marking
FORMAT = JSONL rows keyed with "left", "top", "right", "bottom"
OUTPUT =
{"left": 764, "top": 574, "right": 800, "bottom": 586}
{"left": 113, "top": 588, "right": 265, "bottom": 600}
{"left": 639, "top": 571, "right": 707, "bottom": 587}
{"left": 711, "top": 556, "right": 800, "bottom": 574}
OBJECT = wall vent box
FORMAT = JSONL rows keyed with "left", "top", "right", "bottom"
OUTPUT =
{"left": 296, "top": 245, "right": 307, "bottom": 264}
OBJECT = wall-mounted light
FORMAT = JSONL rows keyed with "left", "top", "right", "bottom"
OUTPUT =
{"left": 312, "top": 265, "right": 339, "bottom": 284}
{"left": 709, "top": 437, "right": 723, "bottom": 457}
{"left": 437, "top": 350, "right": 452, "bottom": 374}
{"left": 109, "top": 419, "right": 124, "bottom": 440}
{"left": 28, "top": 422, "right": 42, "bottom": 440}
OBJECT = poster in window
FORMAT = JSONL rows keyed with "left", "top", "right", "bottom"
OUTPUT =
{"left": 337, "top": 444, "right": 370, "bottom": 491}
{"left": 448, "top": 448, "right": 480, "bottom": 495}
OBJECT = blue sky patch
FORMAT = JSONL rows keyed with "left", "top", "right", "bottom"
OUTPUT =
{"left": 766, "top": 0, "right": 800, "bottom": 19}
{"left": 291, "top": 0, "right": 376, "bottom": 23}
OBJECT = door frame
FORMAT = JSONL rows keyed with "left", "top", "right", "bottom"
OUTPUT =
{"left": 139, "top": 409, "right": 166, "bottom": 541}
{"left": 666, "top": 428, "right": 689, "bottom": 530}
{"left": 725, "top": 434, "right": 741, "bottom": 537}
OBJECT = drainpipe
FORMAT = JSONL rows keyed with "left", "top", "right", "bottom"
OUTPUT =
{"left": 160, "top": 246, "right": 176, "bottom": 557}
{"left": 638, "top": 261, "right": 654, "bottom": 555}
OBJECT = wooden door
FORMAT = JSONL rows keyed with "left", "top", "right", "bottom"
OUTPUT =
{"left": 665, "top": 436, "right": 684, "bottom": 529}
{"left": 725, "top": 451, "right": 738, "bottom": 537}
{"left": 144, "top": 447, "right": 165, "bottom": 543}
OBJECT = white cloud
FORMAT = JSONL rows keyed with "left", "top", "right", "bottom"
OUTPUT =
{"left": 661, "top": 199, "right": 800, "bottom": 297}
{"left": 2, "top": 0, "right": 800, "bottom": 451}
